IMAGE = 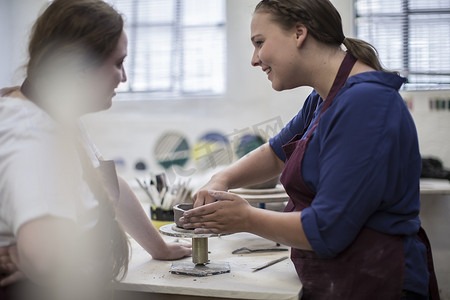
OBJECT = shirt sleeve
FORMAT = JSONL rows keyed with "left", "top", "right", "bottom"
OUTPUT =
{"left": 300, "top": 83, "right": 421, "bottom": 258}
{"left": 269, "top": 91, "right": 320, "bottom": 161}
{"left": 5, "top": 131, "right": 81, "bottom": 236}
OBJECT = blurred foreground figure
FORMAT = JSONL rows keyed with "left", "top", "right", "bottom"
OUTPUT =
{"left": 0, "top": 1, "right": 191, "bottom": 299}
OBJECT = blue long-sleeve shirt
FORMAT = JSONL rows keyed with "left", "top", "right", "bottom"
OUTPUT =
{"left": 270, "top": 71, "right": 428, "bottom": 296}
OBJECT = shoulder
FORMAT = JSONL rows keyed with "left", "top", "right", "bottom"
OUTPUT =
{"left": 0, "top": 97, "right": 57, "bottom": 138}
{"left": 0, "top": 98, "right": 64, "bottom": 176}
{"left": 333, "top": 71, "right": 407, "bottom": 114}
{"left": 343, "top": 71, "right": 406, "bottom": 100}
{"left": 0, "top": 96, "right": 78, "bottom": 176}
{"left": 319, "top": 72, "right": 416, "bottom": 144}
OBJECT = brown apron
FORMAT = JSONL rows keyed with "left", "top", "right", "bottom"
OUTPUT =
{"left": 280, "top": 52, "right": 406, "bottom": 300}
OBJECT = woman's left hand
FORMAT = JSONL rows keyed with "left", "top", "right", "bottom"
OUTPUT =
{"left": 152, "top": 242, "right": 192, "bottom": 261}
{"left": 0, "top": 245, "right": 25, "bottom": 286}
{"left": 180, "top": 190, "right": 252, "bottom": 234}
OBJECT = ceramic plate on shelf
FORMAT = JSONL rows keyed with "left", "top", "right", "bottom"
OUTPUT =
{"left": 192, "top": 131, "right": 233, "bottom": 170}
{"left": 154, "top": 131, "right": 190, "bottom": 169}
{"left": 234, "top": 133, "right": 266, "bottom": 159}
{"left": 229, "top": 184, "right": 286, "bottom": 195}
{"left": 230, "top": 192, "right": 289, "bottom": 204}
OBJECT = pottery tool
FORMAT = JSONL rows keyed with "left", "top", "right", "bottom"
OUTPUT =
{"left": 155, "top": 172, "right": 167, "bottom": 193}
{"left": 252, "top": 256, "right": 289, "bottom": 272}
{"left": 136, "top": 173, "right": 192, "bottom": 209}
{"left": 232, "top": 246, "right": 289, "bottom": 254}
{"left": 159, "top": 224, "right": 230, "bottom": 277}
{"left": 161, "top": 177, "right": 191, "bottom": 210}
{"left": 172, "top": 177, "right": 191, "bottom": 207}
{"left": 135, "top": 177, "right": 156, "bottom": 206}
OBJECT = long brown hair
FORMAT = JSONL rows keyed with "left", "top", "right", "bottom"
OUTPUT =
{"left": 27, "top": 0, "right": 124, "bottom": 82}
{"left": 254, "top": 0, "right": 388, "bottom": 72}
{"left": 27, "top": 0, "right": 129, "bottom": 281}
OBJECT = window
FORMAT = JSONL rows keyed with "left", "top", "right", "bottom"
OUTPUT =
{"left": 354, "top": 0, "right": 450, "bottom": 90}
{"left": 110, "top": 0, "right": 226, "bottom": 99}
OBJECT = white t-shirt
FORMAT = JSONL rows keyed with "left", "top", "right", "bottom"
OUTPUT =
{"left": 0, "top": 96, "right": 99, "bottom": 247}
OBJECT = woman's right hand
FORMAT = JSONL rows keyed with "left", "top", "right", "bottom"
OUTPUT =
{"left": 182, "top": 191, "right": 252, "bottom": 234}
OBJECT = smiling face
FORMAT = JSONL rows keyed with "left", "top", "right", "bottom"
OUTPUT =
{"left": 250, "top": 12, "right": 304, "bottom": 91}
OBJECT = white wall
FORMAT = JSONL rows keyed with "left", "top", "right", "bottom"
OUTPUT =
{"left": 0, "top": 0, "right": 46, "bottom": 86}
{"left": 1, "top": 0, "right": 450, "bottom": 178}
{"left": 0, "top": 0, "right": 11, "bottom": 83}
{"left": 0, "top": 0, "right": 12, "bottom": 86}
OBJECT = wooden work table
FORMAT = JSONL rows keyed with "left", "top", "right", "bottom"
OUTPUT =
{"left": 113, "top": 232, "right": 302, "bottom": 300}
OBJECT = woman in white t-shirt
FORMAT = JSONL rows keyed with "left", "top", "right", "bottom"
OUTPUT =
{"left": 0, "top": 1, "right": 191, "bottom": 299}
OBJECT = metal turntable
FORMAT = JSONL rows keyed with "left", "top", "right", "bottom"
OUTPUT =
{"left": 159, "top": 224, "right": 230, "bottom": 277}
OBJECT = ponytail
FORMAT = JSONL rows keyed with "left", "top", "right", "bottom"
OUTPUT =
{"left": 343, "top": 37, "right": 387, "bottom": 72}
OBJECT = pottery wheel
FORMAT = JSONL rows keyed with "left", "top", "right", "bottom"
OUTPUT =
{"left": 159, "top": 223, "right": 230, "bottom": 276}
{"left": 159, "top": 223, "right": 224, "bottom": 238}
{"left": 170, "top": 261, "right": 230, "bottom": 277}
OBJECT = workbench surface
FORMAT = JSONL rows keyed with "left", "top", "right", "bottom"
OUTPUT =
{"left": 114, "top": 232, "right": 302, "bottom": 300}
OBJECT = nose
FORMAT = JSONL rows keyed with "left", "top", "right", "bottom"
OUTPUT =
{"left": 121, "top": 65, "right": 127, "bottom": 82}
{"left": 251, "top": 48, "right": 261, "bottom": 67}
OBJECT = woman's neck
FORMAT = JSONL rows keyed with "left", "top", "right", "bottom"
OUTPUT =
{"left": 307, "top": 46, "right": 375, "bottom": 100}
{"left": 21, "top": 78, "right": 83, "bottom": 123}
{"left": 309, "top": 48, "right": 348, "bottom": 100}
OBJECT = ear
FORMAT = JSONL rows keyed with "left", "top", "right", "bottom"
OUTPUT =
{"left": 294, "top": 23, "right": 308, "bottom": 48}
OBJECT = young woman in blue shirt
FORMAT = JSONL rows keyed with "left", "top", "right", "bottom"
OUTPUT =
{"left": 180, "top": 0, "right": 438, "bottom": 299}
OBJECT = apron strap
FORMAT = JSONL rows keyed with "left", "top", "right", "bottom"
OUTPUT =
{"left": 304, "top": 52, "right": 357, "bottom": 140}
{"left": 418, "top": 227, "right": 441, "bottom": 300}
{"left": 322, "top": 52, "right": 357, "bottom": 112}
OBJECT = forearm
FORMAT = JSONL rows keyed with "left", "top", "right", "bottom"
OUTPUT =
{"left": 246, "top": 208, "right": 312, "bottom": 250}
{"left": 184, "top": 191, "right": 313, "bottom": 250}
{"left": 215, "top": 143, "right": 284, "bottom": 189}
{"left": 115, "top": 177, "right": 168, "bottom": 259}
{"left": 16, "top": 218, "right": 81, "bottom": 286}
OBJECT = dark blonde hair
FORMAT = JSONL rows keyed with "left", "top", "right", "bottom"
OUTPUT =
{"left": 28, "top": 0, "right": 129, "bottom": 282}
{"left": 254, "top": 0, "right": 387, "bottom": 71}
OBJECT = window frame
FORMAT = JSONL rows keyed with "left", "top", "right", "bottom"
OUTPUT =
{"left": 110, "top": 0, "right": 227, "bottom": 100}
{"left": 353, "top": 0, "right": 450, "bottom": 91}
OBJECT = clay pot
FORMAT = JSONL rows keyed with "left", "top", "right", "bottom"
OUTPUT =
{"left": 173, "top": 203, "right": 193, "bottom": 228}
